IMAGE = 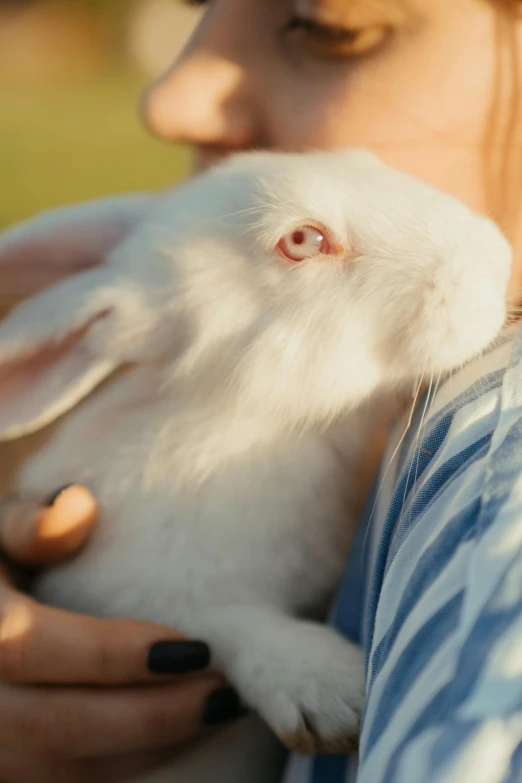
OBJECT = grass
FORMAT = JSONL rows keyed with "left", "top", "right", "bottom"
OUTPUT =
{"left": 0, "top": 67, "right": 191, "bottom": 229}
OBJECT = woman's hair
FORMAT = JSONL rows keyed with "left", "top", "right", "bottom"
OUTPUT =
{"left": 486, "top": 1, "right": 521, "bottom": 236}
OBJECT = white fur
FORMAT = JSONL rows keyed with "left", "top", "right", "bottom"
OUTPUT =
{"left": 0, "top": 149, "right": 512, "bottom": 782}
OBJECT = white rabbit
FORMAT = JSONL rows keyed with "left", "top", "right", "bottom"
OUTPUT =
{"left": 0, "top": 148, "right": 511, "bottom": 783}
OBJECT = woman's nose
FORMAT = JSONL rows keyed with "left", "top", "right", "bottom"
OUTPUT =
{"left": 140, "top": 20, "right": 260, "bottom": 155}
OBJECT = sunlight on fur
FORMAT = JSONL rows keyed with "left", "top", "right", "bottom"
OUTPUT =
{"left": 0, "top": 148, "right": 513, "bottom": 783}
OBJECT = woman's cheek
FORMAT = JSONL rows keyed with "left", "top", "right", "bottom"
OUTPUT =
{"left": 269, "top": 64, "right": 491, "bottom": 216}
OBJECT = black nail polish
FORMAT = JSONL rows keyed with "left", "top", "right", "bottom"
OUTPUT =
{"left": 202, "top": 688, "right": 249, "bottom": 725}
{"left": 43, "top": 485, "right": 75, "bottom": 507}
{"left": 147, "top": 640, "right": 211, "bottom": 674}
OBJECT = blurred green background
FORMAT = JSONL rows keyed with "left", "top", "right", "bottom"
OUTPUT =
{"left": 0, "top": 0, "right": 201, "bottom": 229}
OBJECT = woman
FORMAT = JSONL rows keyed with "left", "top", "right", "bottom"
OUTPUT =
{"left": 0, "top": 0, "right": 521, "bottom": 780}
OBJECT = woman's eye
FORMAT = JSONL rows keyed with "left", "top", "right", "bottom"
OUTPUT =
{"left": 285, "top": 16, "right": 390, "bottom": 60}
{"left": 277, "top": 225, "right": 337, "bottom": 262}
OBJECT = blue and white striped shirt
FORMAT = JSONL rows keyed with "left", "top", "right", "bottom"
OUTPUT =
{"left": 284, "top": 323, "right": 522, "bottom": 783}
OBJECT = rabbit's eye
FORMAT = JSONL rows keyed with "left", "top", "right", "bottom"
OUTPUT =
{"left": 277, "top": 225, "right": 335, "bottom": 262}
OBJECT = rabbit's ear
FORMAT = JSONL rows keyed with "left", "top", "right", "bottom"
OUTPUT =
{"left": 0, "top": 267, "right": 126, "bottom": 441}
{"left": 0, "top": 193, "right": 156, "bottom": 309}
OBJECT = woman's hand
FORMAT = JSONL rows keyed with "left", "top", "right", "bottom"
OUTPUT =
{"left": 0, "top": 487, "right": 243, "bottom": 783}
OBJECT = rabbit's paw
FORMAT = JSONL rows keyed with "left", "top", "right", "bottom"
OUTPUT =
{"left": 235, "top": 626, "right": 365, "bottom": 755}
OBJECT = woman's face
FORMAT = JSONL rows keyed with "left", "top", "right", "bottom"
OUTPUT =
{"left": 142, "top": 0, "right": 522, "bottom": 288}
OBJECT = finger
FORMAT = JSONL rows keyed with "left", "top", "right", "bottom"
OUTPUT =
{"left": 0, "top": 593, "right": 213, "bottom": 685}
{"left": 0, "top": 679, "right": 242, "bottom": 759}
{"left": 0, "top": 486, "right": 97, "bottom": 566}
{"left": 0, "top": 747, "right": 182, "bottom": 783}
{"left": 80, "top": 748, "right": 185, "bottom": 783}
{"left": 0, "top": 747, "right": 81, "bottom": 783}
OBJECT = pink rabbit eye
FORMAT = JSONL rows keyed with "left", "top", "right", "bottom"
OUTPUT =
{"left": 277, "top": 224, "right": 334, "bottom": 262}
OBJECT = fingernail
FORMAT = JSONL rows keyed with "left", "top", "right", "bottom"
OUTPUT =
{"left": 43, "top": 485, "right": 75, "bottom": 508}
{"left": 202, "top": 688, "right": 249, "bottom": 725}
{"left": 147, "top": 640, "right": 211, "bottom": 674}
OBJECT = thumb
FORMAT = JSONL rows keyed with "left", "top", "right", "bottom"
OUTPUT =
{"left": 0, "top": 485, "right": 97, "bottom": 567}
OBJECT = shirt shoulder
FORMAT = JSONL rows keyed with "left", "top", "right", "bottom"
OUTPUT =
{"left": 359, "top": 324, "right": 522, "bottom": 782}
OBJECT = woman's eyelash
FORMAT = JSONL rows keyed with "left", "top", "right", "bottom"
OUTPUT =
{"left": 179, "top": 5, "right": 371, "bottom": 50}
{"left": 286, "top": 16, "right": 361, "bottom": 43}
{"left": 177, "top": 4, "right": 385, "bottom": 57}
